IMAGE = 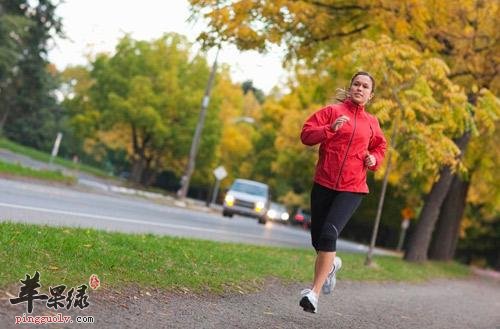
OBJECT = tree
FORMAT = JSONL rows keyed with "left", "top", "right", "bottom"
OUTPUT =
{"left": 0, "top": 0, "right": 63, "bottom": 150}
{"left": 189, "top": 0, "right": 499, "bottom": 263}
{"left": 268, "top": 35, "right": 468, "bottom": 213}
{"left": 402, "top": 1, "right": 499, "bottom": 261}
{"left": 64, "top": 34, "right": 222, "bottom": 185}
{"left": 0, "top": 5, "right": 30, "bottom": 130}
{"left": 241, "top": 80, "right": 265, "bottom": 104}
{"left": 429, "top": 90, "right": 500, "bottom": 261}
{"left": 273, "top": 99, "right": 317, "bottom": 195}
{"left": 211, "top": 71, "right": 262, "bottom": 188}
{"left": 60, "top": 65, "right": 122, "bottom": 167}
{"left": 189, "top": 0, "right": 371, "bottom": 61}
{"left": 428, "top": 174, "right": 470, "bottom": 260}
{"left": 251, "top": 100, "right": 288, "bottom": 194}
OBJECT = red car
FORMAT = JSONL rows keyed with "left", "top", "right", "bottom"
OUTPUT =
{"left": 293, "top": 209, "right": 311, "bottom": 229}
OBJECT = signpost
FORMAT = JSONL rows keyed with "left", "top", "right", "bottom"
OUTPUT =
{"left": 397, "top": 207, "right": 415, "bottom": 251}
{"left": 210, "top": 165, "right": 227, "bottom": 206}
{"left": 49, "top": 132, "right": 63, "bottom": 165}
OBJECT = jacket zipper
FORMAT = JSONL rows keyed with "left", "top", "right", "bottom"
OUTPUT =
{"left": 335, "top": 107, "right": 358, "bottom": 188}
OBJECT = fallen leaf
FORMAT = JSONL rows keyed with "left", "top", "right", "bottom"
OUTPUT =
{"left": 5, "top": 291, "right": 16, "bottom": 298}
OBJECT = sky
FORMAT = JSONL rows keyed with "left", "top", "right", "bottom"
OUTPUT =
{"left": 48, "top": 0, "right": 288, "bottom": 93}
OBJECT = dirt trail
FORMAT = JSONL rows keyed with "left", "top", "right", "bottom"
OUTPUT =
{"left": 2, "top": 276, "right": 499, "bottom": 329}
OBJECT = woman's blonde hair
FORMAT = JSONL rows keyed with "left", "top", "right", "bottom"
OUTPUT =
{"left": 333, "top": 71, "right": 375, "bottom": 103}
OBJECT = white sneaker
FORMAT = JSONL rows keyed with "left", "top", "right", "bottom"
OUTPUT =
{"left": 299, "top": 289, "right": 318, "bottom": 313}
{"left": 322, "top": 256, "right": 342, "bottom": 295}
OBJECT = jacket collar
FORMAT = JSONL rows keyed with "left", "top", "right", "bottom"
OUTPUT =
{"left": 344, "top": 98, "right": 365, "bottom": 112}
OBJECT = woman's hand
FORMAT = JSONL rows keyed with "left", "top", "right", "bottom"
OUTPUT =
{"left": 331, "top": 115, "right": 350, "bottom": 131}
{"left": 364, "top": 153, "right": 376, "bottom": 167}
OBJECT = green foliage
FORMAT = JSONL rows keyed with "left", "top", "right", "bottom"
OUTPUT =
{"left": 0, "top": 0, "right": 63, "bottom": 150}
{"left": 63, "top": 34, "right": 222, "bottom": 185}
{"left": 241, "top": 80, "right": 265, "bottom": 104}
{"left": 458, "top": 206, "right": 500, "bottom": 270}
{"left": 0, "top": 11, "right": 30, "bottom": 81}
{"left": 189, "top": 0, "right": 371, "bottom": 61}
{"left": 210, "top": 72, "right": 265, "bottom": 190}
{"left": 189, "top": 0, "right": 499, "bottom": 194}
{"left": 346, "top": 36, "right": 468, "bottom": 183}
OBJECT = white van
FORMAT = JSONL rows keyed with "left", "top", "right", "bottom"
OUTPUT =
{"left": 222, "top": 179, "right": 270, "bottom": 220}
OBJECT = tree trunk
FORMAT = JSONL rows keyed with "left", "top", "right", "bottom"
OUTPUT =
{"left": 0, "top": 94, "right": 11, "bottom": 133}
{"left": 142, "top": 157, "right": 158, "bottom": 186}
{"left": 0, "top": 108, "right": 9, "bottom": 132}
{"left": 495, "top": 250, "right": 500, "bottom": 272}
{"left": 404, "top": 166, "right": 454, "bottom": 262}
{"left": 130, "top": 157, "right": 146, "bottom": 184}
{"left": 404, "top": 132, "right": 471, "bottom": 262}
{"left": 143, "top": 170, "right": 158, "bottom": 186}
{"left": 428, "top": 175, "right": 470, "bottom": 260}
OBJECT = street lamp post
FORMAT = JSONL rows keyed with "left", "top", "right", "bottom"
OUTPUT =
{"left": 177, "top": 47, "right": 220, "bottom": 199}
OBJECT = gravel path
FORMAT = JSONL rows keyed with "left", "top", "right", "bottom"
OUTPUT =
{"left": 2, "top": 276, "right": 499, "bottom": 329}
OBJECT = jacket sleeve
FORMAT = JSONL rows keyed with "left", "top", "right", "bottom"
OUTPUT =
{"left": 300, "top": 106, "right": 337, "bottom": 146}
{"left": 367, "top": 117, "right": 387, "bottom": 171}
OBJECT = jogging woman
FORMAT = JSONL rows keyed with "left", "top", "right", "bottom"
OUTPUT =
{"left": 299, "top": 71, "right": 387, "bottom": 313}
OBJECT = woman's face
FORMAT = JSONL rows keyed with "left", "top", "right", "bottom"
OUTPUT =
{"left": 349, "top": 75, "right": 373, "bottom": 106}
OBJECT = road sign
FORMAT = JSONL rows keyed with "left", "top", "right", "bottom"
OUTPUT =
{"left": 213, "top": 166, "right": 227, "bottom": 181}
{"left": 401, "top": 207, "right": 415, "bottom": 220}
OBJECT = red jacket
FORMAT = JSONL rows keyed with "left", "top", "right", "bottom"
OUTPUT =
{"left": 301, "top": 99, "right": 387, "bottom": 193}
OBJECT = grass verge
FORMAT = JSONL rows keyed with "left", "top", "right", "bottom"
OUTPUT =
{"left": 0, "top": 138, "right": 111, "bottom": 178}
{"left": 0, "top": 222, "right": 471, "bottom": 293}
{"left": 0, "top": 160, "right": 76, "bottom": 184}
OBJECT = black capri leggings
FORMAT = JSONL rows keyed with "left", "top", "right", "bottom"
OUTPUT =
{"left": 310, "top": 182, "right": 364, "bottom": 252}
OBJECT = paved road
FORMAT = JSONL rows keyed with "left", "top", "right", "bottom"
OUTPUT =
{"left": 0, "top": 178, "right": 395, "bottom": 255}
{"left": 0, "top": 148, "right": 115, "bottom": 183}
{"left": 0, "top": 146, "right": 397, "bottom": 254}
{"left": 2, "top": 278, "right": 499, "bottom": 328}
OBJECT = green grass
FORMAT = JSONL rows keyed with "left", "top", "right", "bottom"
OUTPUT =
{"left": 0, "top": 160, "right": 76, "bottom": 184}
{"left": 0, "top": 138, "right": 111, "bottom": 178}
{"left": 0, "top": 222, "right": 471, "bottom": 293}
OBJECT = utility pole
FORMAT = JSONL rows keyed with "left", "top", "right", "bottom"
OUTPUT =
{"left": 364, "top": 154, "right": 392, "bottom": 266}
{"left": 177, "top": 47, "right": 220, "bottom": 199}
{"left": 365, "top": 77, "right": 403, "bottom": 266}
